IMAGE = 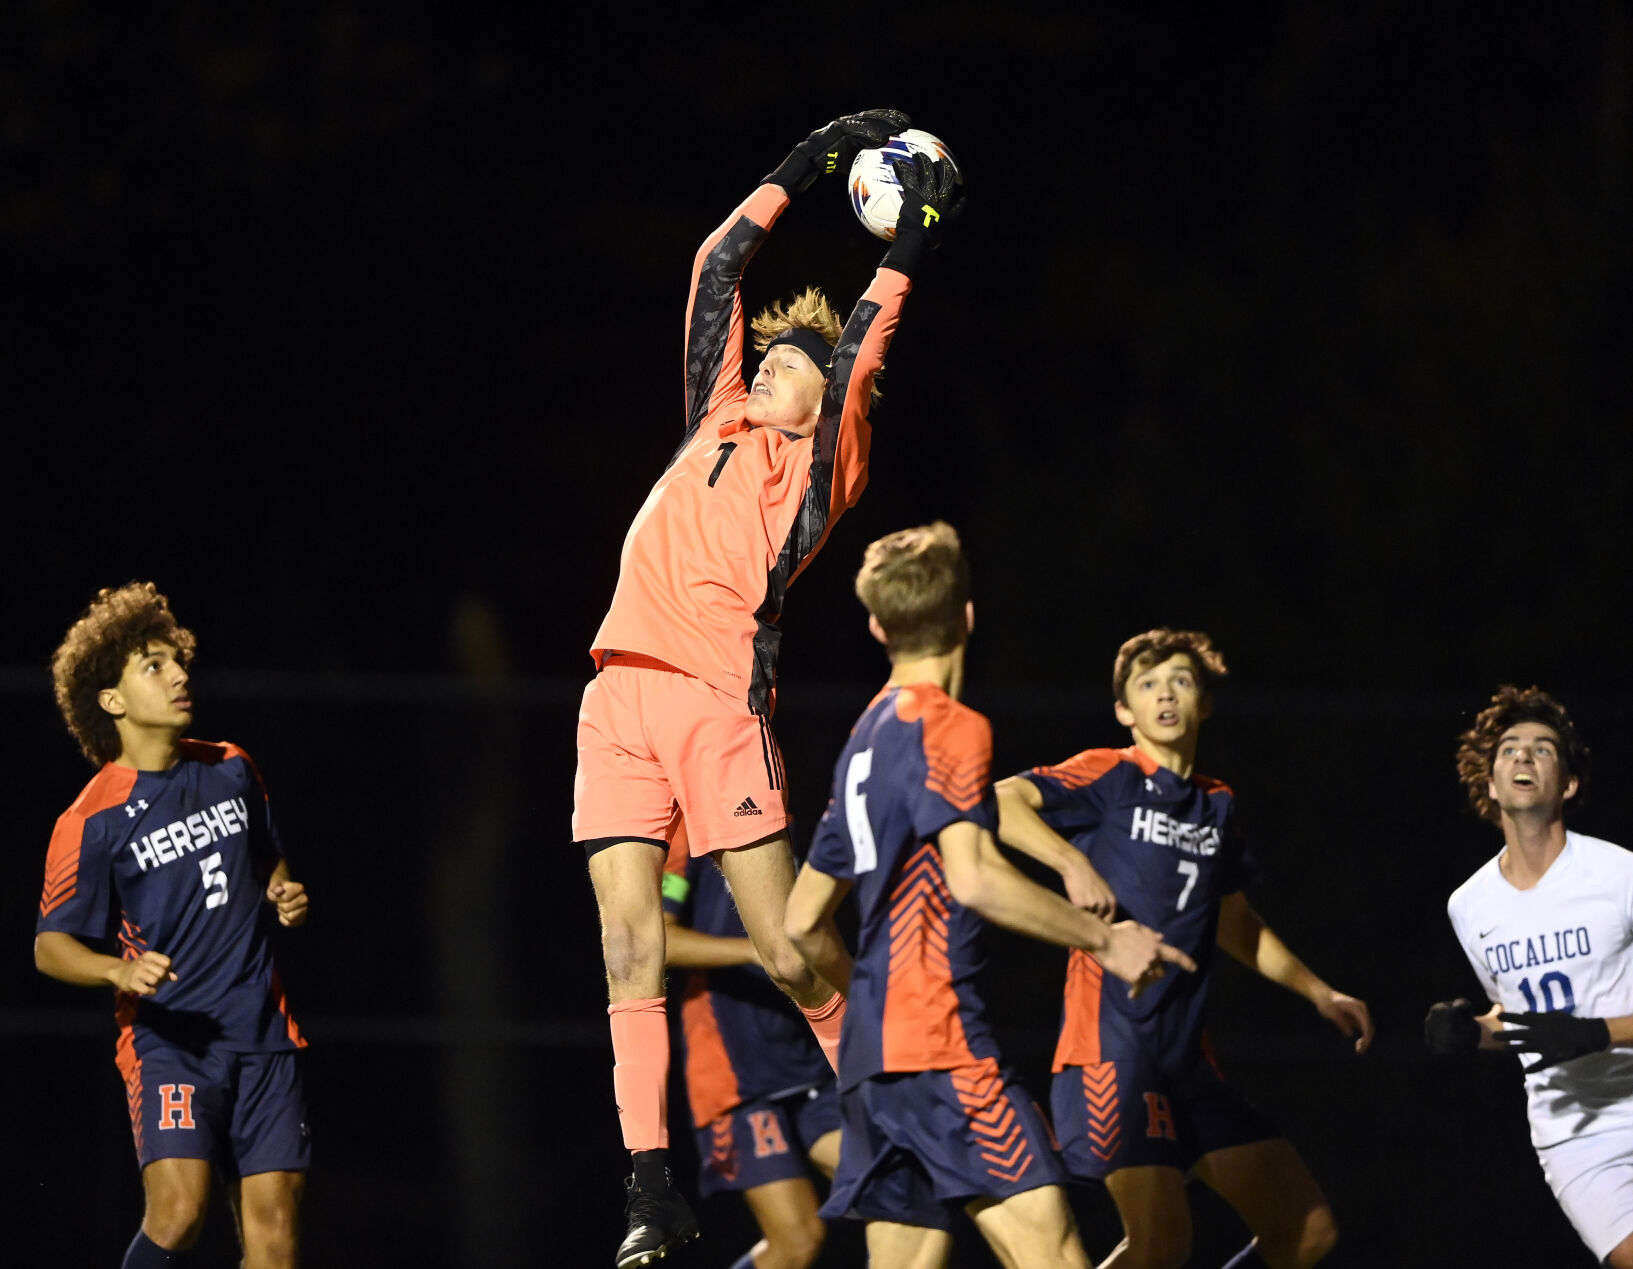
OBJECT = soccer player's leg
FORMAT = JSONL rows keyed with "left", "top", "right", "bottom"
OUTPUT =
{"left": 576, "top": 670, "right": 699, "bottom": 1264}
{"left": 736, "top": 1177, "right": 826, "bottom": 1269}
{"left": 714, "top": 831, "right": 833, "bottom": 1002}
{"left": 967, "top": 1185, "right": 1092, "bottom": 1269}
{"left": 805, "top": 1127, "right": 840, "bottom": 1179}
{"left": 231, "top": 1171, "right": 304, "bottom": 1269}
{"left": 1192, "top": 1141, "right": 1336, "bottom": 1269}
{"left": 1609, "top": 1229, "right": 1633, "bottom": 1269}
{"left": 715, "top": 835, "right": 848, "bottom": 1068}
{"left": 865, "top": 1220, "right": 956, "bottom": 1269}
{"left": 1100, "top": 1166, "right": 1193, "bottom": 1269}
{"left": 130, "top": 1159, "right": 213, "bottom": 1263}
{"left": 1184, "top": 1052, "right": 1333, "bottom": 1269}
{"left": 224, "top": 1048, "right": 310, "bottom": 1269}
{"left": 588, "top": 840, "right": 700, "bottom": 1266}
{"left": 1051, "top": 1056, "right": 1193, "bottom": 1269}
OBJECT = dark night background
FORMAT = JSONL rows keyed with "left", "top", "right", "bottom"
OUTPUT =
{"left": 5, "top": 4, "right": 1631, "bottom": 1265}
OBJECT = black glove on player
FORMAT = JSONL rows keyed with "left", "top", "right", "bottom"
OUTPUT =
{"left": 1494, "top": 1010, "right": 1611, "bottom": 1073}
{"left": 881, "top": 152, "right": 965, "bottom": 278}
{"left": 1424, "top": 998, "right": 1483, "bottom": 1056}
{"left": 765, "top": 109, "right": 911, "bottom": 194}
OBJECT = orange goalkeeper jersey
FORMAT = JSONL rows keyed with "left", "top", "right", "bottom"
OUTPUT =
{"left": 590, "top": 182, "right": 909, "bottom": 713}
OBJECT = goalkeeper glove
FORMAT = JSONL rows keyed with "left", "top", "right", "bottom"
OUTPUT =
{"left": 882, "top": 151, "right": 964, "bottom": 277}
{"left": 1494, "top": 1010, "right": 1611, "bottom": 1073}
{"left": 765, "top": 109, "right": 911, "bottom": 194}
{"left": 1424, "top": 998, "right": 1483, "bottom": 1056}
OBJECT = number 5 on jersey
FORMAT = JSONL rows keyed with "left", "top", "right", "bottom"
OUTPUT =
{"left": 198, "top": 852, "right": 229, "bottom": 908}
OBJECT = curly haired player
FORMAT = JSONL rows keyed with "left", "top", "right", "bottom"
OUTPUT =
{"left": 1428, "top": 686, "right": 1633, "bottom": 1267}
{"left": 35, "top": 582, "right": 310, "bottom": 1269}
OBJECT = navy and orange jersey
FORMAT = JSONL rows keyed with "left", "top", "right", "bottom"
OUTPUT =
{"left": 37, "top": 739, "right": 305, "bottom": 1054}
{"left": 806, "top": 683, "right": 1003, "bottom": 1092}
{"left": 1017, "top": 746, "right": 1257, "bottom": 1073}
{"left": 662, "top": 840, "right": 830, "bottom": 1126}
{"left": 591, "top": 181, "right": 910, "bottom": 714}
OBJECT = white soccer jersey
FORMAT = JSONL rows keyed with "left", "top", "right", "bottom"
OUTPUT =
{"left": 1448, "top": 831, "right": 1633, "bottom": 1151}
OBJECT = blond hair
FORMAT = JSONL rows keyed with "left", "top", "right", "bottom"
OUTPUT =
{"left": 855, "top": 521, "right": 970, "bottom": 659}
{"left": 751, "top": 287, "right": 842, "bottom": 351}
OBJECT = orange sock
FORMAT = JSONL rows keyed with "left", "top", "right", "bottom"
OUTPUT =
{"left": 799, "top": 991, "right": 846, "bottom": 1075}
{"left": 609, "top": 997, "right": 669, "bottom": 1150}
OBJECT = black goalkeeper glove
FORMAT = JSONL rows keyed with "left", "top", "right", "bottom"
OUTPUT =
{"left": 881, "top": 151, "right": 965, "bottom": 278}
{"left": 1424, "top": 998, "right": 1482, "bottom": 1056}
{"left": 1493, "top": 1010, "right": 1611, "bottom": 1073}
{"left": 764, "top": 108, "right": 911, "bottom": 195}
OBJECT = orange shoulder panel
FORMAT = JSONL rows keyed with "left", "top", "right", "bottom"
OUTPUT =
{"left": 1193, "top": 772, "right": 1236, "bottom": 797}
{"left": 896, "top": 687, "right": 991, "bottom": 813}
{"left": 1033, "top": 747, "right": 1123, "bottom": 791}
{"left": 185, "top": 738, "right": 271, "bottom": 797}
{"left": 40, "top": 765, "right": 137, "bottom": 919}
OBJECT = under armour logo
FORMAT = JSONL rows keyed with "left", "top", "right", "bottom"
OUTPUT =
{"left": 123, "top": 799, "right": 149, "bottom": 818}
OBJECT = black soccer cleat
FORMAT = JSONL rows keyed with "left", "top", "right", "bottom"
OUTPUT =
{"left": 615, "top": 1174, "right": 700, "bottom": 1267}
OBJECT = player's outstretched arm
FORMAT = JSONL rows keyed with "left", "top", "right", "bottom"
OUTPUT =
{"left": 938, "top": 821, "right": 1193, "bottom": 998}
{"left": 1216, "top": 891, "right": 1374, "bottom": 1053}
{"left": 662, "top": 913, "right": 760, "bottom": 971}
{"left": 784, "top": 863, "right": 854, "bottom": 995}
{"left": 265, "top": 858, "right": 308, "bottom": 928}
{"left": 763, "top": 109, "right": 910, "bottom": 196}
{"left": 994, "top": 776, "right": 1117, "bottom": 917}
{"left": 34, "top": 930, "right": 177, "bottom": 995}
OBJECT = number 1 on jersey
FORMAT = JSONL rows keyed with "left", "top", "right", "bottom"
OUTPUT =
{"left": 1175, "top": 860, "right": 1199, "bottom": 911}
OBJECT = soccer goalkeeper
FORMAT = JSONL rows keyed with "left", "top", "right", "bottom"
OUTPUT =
{"left": 571, "top": 108, "right": 964, "bottom": 1267}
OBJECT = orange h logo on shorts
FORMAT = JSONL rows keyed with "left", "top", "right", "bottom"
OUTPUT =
{"left": 747, "top": 1110, "right": 790, "bottom": 1158}
{"left": 1143, "top": 1092, "right": 1177, "bottom": 1141}
{"left": 157, "top": 1083, "right": 196, "bottom": 1130}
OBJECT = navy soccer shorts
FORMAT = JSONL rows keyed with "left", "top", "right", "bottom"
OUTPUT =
{"left": 120, "top": 1037, "right": 310, "bottom": 1175}
{"left": 693, "top": 1078, "right": 841, "bottom": 1197}
{"left": 821, "top": 1059, "right": 1066, "bottom": 1231}
{"left": 1050, "top": 1050, "right": 1277, "bottom": 1179}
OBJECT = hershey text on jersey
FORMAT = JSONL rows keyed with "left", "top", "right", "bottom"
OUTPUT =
{"left": 128, "top": 797, "right": 250, "bottom": 873}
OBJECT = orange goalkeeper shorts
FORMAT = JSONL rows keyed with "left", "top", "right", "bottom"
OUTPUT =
{"left": 573, "top": 653, "right": 790, "bottom": 855}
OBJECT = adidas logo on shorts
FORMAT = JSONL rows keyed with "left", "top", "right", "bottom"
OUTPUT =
{"left": 733, "top": 797, "right": 763, "bottom": 817}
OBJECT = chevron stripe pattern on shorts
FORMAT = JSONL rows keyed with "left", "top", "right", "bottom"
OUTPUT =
{"left": 1081, "top": 1061, "right": 1121, "bottom": 1162}
{"left": 951, "top": 1058, "right": 1035, "bottom": 1184}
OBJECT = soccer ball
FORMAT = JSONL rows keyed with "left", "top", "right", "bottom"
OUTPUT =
{"left": 848, "top": 129, "right": 960, "bottom": 242}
